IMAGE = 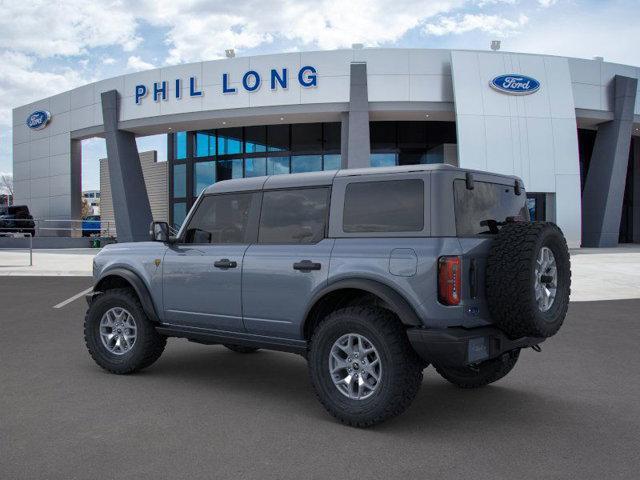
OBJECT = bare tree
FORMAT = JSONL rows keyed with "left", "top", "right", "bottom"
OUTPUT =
{"left": 81, "top": 198, "right": 92, "bottom": 218}
{"left": 0, "top": 173, "right": 13, "bottom": 206}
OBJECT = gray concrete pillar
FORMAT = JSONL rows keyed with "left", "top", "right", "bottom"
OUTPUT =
{"left": 69, "top": 139, "right": 83, "bottom": 237}
{"left": 582, "top": 75, "right": 638, "bottom": 247}
{"left": 340, "top": 112, "right": 349, "bottom": 169}
{"left": 101, "top": 90, "right": 153, "bottom": 242}
{"left": 633, "top": 138, "right": 640, "bottom": 243}
{"left": 344, "top": 62, "right": 370, "bottom": 169}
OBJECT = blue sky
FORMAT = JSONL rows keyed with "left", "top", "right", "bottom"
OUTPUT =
{"left": 1, "top": 0, "right": 638, "bottom": 191}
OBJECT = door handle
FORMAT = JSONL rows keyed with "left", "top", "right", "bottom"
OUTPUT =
{"left": 214, "top": 258, "right": 237, "bottom": 269}
{"left": 293, "top": 260, "right": 321, "bottom": 271}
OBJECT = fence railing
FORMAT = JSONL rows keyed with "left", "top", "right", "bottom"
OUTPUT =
{"left": 0, "top": 232, "right": 33, "bottom": 265}
{"left": 0, "top": 218, "right": 117, "bottom": 238}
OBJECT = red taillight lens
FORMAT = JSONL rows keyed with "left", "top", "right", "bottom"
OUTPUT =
{"left": 438, "top": 256, "right": 461, "bottom": 306}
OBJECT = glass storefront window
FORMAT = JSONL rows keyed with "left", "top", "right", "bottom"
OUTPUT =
{"left": 172, "top": 202, "right": 187, "bottom": 231}
{"left": 194, "top": 161, "right": 216, "bottom": 196}
{"left": 245, "top": 157, "right": 267, "bottom": 177}
{"left": 218, "top": 128, "right": 243, "bottom": 155}
{"left": 371, "top": 153, "right": 397, "bottom": 168}
{"left": 173, "top": 163, "right": 186, "bottom": 197}
{"left": 292, "top": 123, "right": 322, "bottom": 152}
{"left": 267, "top": 125, "right": 289, "bottom": 152}
{"left": 267, "top": 157, "right": 290, "bottom": 175}
{"left": 245, "top": 126, "right": 267, "bottom": 153}
{"left": 291, "top": 155, "right": 322, "bottom": 173}
{"left": 323, "top": 123, "right": 341, "bottom": 152}
{"left": 195, "top": 131, "right": 216, "bottom": 157}
{"left": 174, "top": 131, "right": 187, "bottom": 160}
{"left": 217, "top": 159, "right": 243, "bottom": 181}
{"left": 370, "top": 122, "right": 396, "bottom": 150}
{"left": 323, "top": 154, "right": 341, "bottom": 171}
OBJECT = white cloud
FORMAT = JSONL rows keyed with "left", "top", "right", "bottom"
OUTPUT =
{"left": 538, "top": 0, "right": 558, "bottom": 7}
{"left": 424, "top": 13, "right": 529, "bottom": 36}
{"left": 0, "top": 0, "right": 141, "bottom": 57}
{"left": 126, "top": 56, "right": 156, "bottom": 72}
{"left": 135, "top": 0, "right": 465, "bottom": 64}
{"left": 507, "top": 11, "right": 640, "bottom": 66}
{"left": 0, "top": 51, "right": 87, "bottom": 125}
{"left": 102, "top": 57, "right": 116, "bottom": 65}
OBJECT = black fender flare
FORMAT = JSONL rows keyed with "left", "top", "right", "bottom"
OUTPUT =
{"left": 303, "top": 278, "right": 422, "bottom": 329}
{"left": 94, "top": 268, "right": 160, "bottom": 323}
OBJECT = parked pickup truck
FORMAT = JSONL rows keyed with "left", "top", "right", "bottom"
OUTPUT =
{"left": 0, "top": 205, "right": 35, "bottom": 237}
{"left": 84, "top": 164, "right": 571, "bottom": 427}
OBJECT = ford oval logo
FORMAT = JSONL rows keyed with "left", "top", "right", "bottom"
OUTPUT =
{"left": 26, "top": 110, "right": 51, "bottom": 130}
{"left": 490, "top": 74, "right": 540, "bottom": 95}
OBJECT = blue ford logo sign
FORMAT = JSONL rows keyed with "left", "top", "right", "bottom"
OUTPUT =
{"left": 26, "top": 110, "right": 51, "bottom": 130}
{"left": 490, "top": 74, "right": 540, "bottom": 95}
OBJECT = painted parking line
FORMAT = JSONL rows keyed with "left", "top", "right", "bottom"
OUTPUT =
{"left": 53, "top": 287, "right": 93, "bottom": 309}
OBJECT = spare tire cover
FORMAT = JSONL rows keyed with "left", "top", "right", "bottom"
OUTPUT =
{"left": 485, "top": 222, "right": 571, "bottom": 339}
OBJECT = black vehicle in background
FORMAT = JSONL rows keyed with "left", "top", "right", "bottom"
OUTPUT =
{"left": 0, "top": 205, "right": 36, "bottom": 236}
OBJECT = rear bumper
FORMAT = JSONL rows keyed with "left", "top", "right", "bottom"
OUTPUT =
{"left": 407, "top": 326, "right": 544, "bottom": 367}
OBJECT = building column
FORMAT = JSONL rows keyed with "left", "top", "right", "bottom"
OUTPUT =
{"left": 633, "top": 138, "right": 640, "bottom": 243}
{"left": 582, "top": 75, "right": 638, "bottom": 247}
{"left": 342, "top": 62, "right": 370, "bottom": 169}
{"left": 101, "top": 90, "right": 153, "bottom": 242}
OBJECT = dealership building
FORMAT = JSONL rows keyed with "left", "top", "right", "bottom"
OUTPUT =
{"left": 11, "top": 48, "right": 640, "bottom": 247}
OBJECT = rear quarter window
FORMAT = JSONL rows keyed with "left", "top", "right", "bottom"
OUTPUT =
{"left": 343, "top": 179, "right": 424, "bottom": 233}
{"left": 454, "top": 179, "right": 529, "bottom": 236}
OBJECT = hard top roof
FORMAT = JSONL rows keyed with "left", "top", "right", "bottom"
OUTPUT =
{"left": 202, "top": 163, "right": 519, "bottom": 194}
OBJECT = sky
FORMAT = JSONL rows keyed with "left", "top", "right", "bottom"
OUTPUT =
{"left": 0, "top": 0, "right": 639, "bottom": 191}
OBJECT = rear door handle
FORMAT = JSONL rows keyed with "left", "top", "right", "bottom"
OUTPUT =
{"left": 214, "top": 258, "right": 237, "bottom": 269}
{"left": 293, "top": 260, "right": 321, "bottom": 271}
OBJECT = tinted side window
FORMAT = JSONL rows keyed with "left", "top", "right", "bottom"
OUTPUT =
{"left": 343, "top": 180, "right": 424, "bottom": 233}
{"left": 259, "top": 188, "right": 329, "bottom": 244}
{"left": 183, "top": 193, "right": 253, "bottom": 244}
{"left": 453, "top": 180, "right": 529, "bottom": 236}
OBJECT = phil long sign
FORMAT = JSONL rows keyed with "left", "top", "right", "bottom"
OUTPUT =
{"left": 490, "top": 74, "right": 540, "bottom": 95}
{"left": 135, "top": 66, "right": 318, "bottom": 105}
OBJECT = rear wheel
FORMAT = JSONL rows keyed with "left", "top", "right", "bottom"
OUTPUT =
{"left": 84, "top": 288, "right": 166, "bottom": 374}
{"left": 435, "top": 349, "right": 520, "bottom": 389}
{"left": 308, "top": 306, "right": 423, "bottom": 427}
{"left": 223, "top": 344, "right": 260, "bottom": 354}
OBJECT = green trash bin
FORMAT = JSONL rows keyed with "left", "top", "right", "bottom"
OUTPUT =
{"left": 91, "top": 238, "right": 101, "bottom": 248}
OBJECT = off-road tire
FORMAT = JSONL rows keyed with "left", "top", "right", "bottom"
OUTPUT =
{"left": 308, "top": 306, "right": 423, "bottom": 428}
{"left": 486, "top": 222, "right": 571, "bottom": 339}
{"left": 223, "top": 344, "right": 260, "bottom": 353}
{"left": 84, "top": 288, "right": 166, "bottom": 374}
{"left": 435, "top": 349, "right": 520, "bottom": 388}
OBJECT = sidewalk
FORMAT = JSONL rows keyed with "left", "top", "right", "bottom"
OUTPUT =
{"left": 0, "top": 248, "right": 96, "bottom": 276}
{"left": 0, "top": 246, "right": 639, "bottom": 301}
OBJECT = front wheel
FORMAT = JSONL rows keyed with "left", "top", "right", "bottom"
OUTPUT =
{"left": 308, "top": 307, "right": 423, "bottom": 427}
{"left": 434, "top": 349, "right": 520, "bottom": 389}
{"left": 84, "top": 288, "right": 167, "bottom": 374}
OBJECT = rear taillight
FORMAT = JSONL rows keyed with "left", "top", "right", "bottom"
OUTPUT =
{"left": 438, "top": 256, "right": 461, "bottom": 306}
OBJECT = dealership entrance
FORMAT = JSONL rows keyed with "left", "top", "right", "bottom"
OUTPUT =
{"left": 579, "top": 130, "right": 639, "bottom": 244}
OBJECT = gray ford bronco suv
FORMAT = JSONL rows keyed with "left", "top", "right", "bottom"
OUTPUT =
{"left": 85, "top": 164, "right": 571, "bottom": 427}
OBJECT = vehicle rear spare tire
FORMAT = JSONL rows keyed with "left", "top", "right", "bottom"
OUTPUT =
{"left": 486, "top": 222, "right": 571, "bottom": 339}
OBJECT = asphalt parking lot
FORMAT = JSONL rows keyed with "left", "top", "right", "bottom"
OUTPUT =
{"left": 1, "top": 277, "right": 639, "bottom": 479}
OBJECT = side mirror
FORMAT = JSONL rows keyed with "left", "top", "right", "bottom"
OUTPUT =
{"left": 150, "top": 221, "right": 170, "bottom": 242}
